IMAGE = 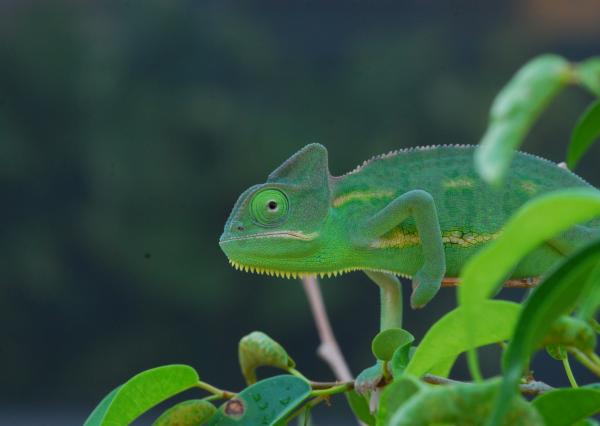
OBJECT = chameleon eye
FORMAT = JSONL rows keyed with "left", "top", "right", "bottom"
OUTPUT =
{"left": 250, "top": 188, "right": 289, "bottom": 226}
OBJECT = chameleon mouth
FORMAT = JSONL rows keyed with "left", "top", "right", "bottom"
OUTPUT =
{"left": 220, "top": 230, "right": 318, "bottom": 243}
{"left": 227, "top": 259, "right": 412, "bottom": 280}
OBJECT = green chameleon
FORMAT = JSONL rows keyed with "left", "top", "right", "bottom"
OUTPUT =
{"left": 219, "top": 144, "right": 599, "bottom": 320}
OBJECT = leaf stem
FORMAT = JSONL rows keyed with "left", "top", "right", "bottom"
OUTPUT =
{"left": 365, "top": 271, "right": 403, "bottom": 330}
{"left": 382, "top": 360, "right": 392, "bottom": 382}
{"left": 562, "top": 355, "right": 578, "bottom": 388}
{"left": 569, "top": 348, "right": 600, "bottom": 377}
{"left": 201, "top": 394, "right": 223, "bottom": 402}
{"left": 284, "top": 396, "right": 326, "bottom": 424}
{"left": 589, "top": 351, "right": 600, "bottom": 366}
{"left": 289, "top": 368, "right": 310, "bottom": 382}
{"left": 310, "top": 382, "right": 353, "bottom": 397}
{"left": 309, "top": 380, "right": 354, "bottom": 389}
{"left": 467, "top": 348, "right": 484, "bottom": 383}
{"left": 196, "top": 381, "right": 236, "bottom": 399}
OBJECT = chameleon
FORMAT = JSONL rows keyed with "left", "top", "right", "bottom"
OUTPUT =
{"left": 219, "top": 143, "right": 600, "bottom": 314}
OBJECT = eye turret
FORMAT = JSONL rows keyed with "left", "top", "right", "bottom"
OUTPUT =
{"left": 250, "top": 188, "right": 289, "bottom": 226}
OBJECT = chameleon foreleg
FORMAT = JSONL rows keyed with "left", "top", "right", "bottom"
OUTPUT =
{"left": 362, "top": 189, "right": 446, "bottom": 308}
{"left": 365, "top": 271, "right": 403, "bottom": 330}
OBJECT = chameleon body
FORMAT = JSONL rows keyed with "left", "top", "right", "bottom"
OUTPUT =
{"left": 219, "top": 144, "right": 599, "bottom": 308}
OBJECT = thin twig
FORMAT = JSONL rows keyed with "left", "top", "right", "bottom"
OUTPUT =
{"left": 441, "top": 277, "right": 540, "bottom": 288}
{"left": 301, "top": 275, "right": 353, "bottom": 382}
{"left": 309, "top": 380, "right": 354, "bottom": 389}
{"left": 422, "top": 374, "right": 554, "bottom": 395}
{"left": 301, "top": 275, "right": 364, "bottom": 426}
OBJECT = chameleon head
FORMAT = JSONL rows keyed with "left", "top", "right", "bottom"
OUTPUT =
{"left": 219, "top": 144, "right": 333, "bottom": 277}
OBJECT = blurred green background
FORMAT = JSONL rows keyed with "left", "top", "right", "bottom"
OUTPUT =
{"left": 1, "top": 1, "right": 599, "bottom": 424}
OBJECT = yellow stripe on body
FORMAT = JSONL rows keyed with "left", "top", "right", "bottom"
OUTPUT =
{"left": 442, "top": 177, "right": 475, "bottom": 189}
{"left": 333, "top": 190, "right": 395, "bottom": 208}
{"left": 371, "top": 229, "right": 501, "bottom": 249}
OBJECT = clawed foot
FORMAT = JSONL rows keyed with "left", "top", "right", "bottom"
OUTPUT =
{"left": 410, "top": 269, "right": 442, "bottom": 309}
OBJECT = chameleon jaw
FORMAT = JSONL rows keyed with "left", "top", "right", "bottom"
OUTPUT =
{"left": 228, "top": 259, "right": 351, "bottom": 279}
{"left": 227, "top": 259, "right": 412, "bottom": 280}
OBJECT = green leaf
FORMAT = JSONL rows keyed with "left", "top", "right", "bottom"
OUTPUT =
{"left": 545, "top": 344, "right": 567, "bottom": 361}
{"left": 532, "top": 386, "right": 600, "bottom": 426}
{"left": 388, "top": 379, "right": 543, "bottom": 426}
{"left": 391, "top": 345, "right": 416, "bottom": 378}
{"left": 567, "top": 100, "right": 600, "bottom": 169}
{"left": 206, "top": 375, "right": 311, "bottom": 426}
{"left": 540, "top": 315, "right": 596, "bottom": 354}
{"left": 84, "top": 365, "right": 200, "bottom": 426}
{"left": 377, "top": 375, "right": 422, "bottom": 426}
{"left": 371, "top": 328, "right": 414, "bottom": 361}
{"left": 153, "top": 400, "right": 217, "bottom": 426}
{"left": 355, "top": 362, "right": 384, "bottom": 396}
{"left": 489, "top": 239, "right": 600, "bottom": 426}
{"left": 577, "top": 264, "right": 600, "bottom": 320}
{"left": 345, "top": 390, "right": 375, "bottom": 426}
{"left": 405, "top": 300, "right": 520, "bottom": 377}
{"left": 459, "top": 188, "right": 600, "bottom": 308}
{"left": 239, "top": 331, "right": 295, "bottom": 385}
{"left": 475, "top": 54, "right": 570, "bottom": 184}
{"left": 427, "top": 354, "right": 457, "bottom": 377}
{"left": 85, "top": 387, "right": 121, "bottom": 426}
{"left": 577, "top": 57, "right": 600, "bottom": 96}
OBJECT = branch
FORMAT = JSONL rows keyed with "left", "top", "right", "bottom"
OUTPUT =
{"left": 442, "top": 277, "right": 540, "bottom": 289}
{"left": 422, "top": 374, "right": 554, "bottom": 395}
{"left": 301, "top": 275, "right": 353, "bottom": 382}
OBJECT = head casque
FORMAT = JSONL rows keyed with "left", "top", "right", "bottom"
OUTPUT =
{"left": 219, "top": 144, "right": 337, "bottom": 277}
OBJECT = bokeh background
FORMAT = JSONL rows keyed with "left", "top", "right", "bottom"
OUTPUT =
{"left": 2, "top": 1, "right": 600, "bottom": 424}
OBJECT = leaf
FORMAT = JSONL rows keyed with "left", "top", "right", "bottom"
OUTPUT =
{"left": 355, "top": 362, "right": 384, "bottom": 396}
{"left": 540, "top": 315, "right": 596, "bottom": 354}
{"left": 459, "top": 188, "right": 600, "bottom": 307}
{"left": 85, "top": 387, "right": 121, "bottom": 426}
{"left": 377, "top": 375, "right": 422, "bottom": 426}
{"left": 239, "top": 331, "right": 295, "bottom": 385}
{"left": 346, "top": 390, "right": 375, "bottom": 426}
{"left": 84, "top": 365, "right": 200, "bottom": 426}
{"left": 206, "top": 375, "right": 311, "bottom": 426}
{"left": 427, "top": 354, "right": 457, "bottom": 377}
{"left": 545, "top": 345, "right": 567, "bottom": 361}
{"left": 577, "top": 57, "right": 600, "bottom": 96}
{"left": 153, "top": 399, "right": 217, "bottom": 426}
{"left": 567, "top": 100, "right": 600, "bottom": 169}
{"left": 475, "top": 54, "right": 570, "bottom": 184}
{"left": 371, "top": 328, "right": 414, "bottom": 361}
{"left": 489, "top": 239, "right": 600, "bottom": 426}
{"left": 388, "top": 379, "right": 543, "bottom": 426}
{"left": 577, "top": 264, "right": 600, "bottom": 320}
{"left": 532, "top": 386, "right": 600, "bottom": 426}
{"left": 405, "top": 300, "right": 520, "bottom": 377}
{"left": 391, "top": 345, "right": 416, "bottom": 378}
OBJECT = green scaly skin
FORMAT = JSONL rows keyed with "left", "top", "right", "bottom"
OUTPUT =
{"left": 219, "top": 144, "right": 600, "bottom": 312}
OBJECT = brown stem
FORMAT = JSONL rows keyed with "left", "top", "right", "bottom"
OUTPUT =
{"left": 301, "top": 275, "right": 353, "bottom": 382}
{"left": 441, "top": 277, "right": 540, "bottom": 289}
{"left": 301, "top": 275, "right": 365, "bottom": 426}
{"left": 422, "top": 374, "right": 553, "bottom": 395}
{"left": 310, "top": 380, "right": 355, "bottom": 390}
